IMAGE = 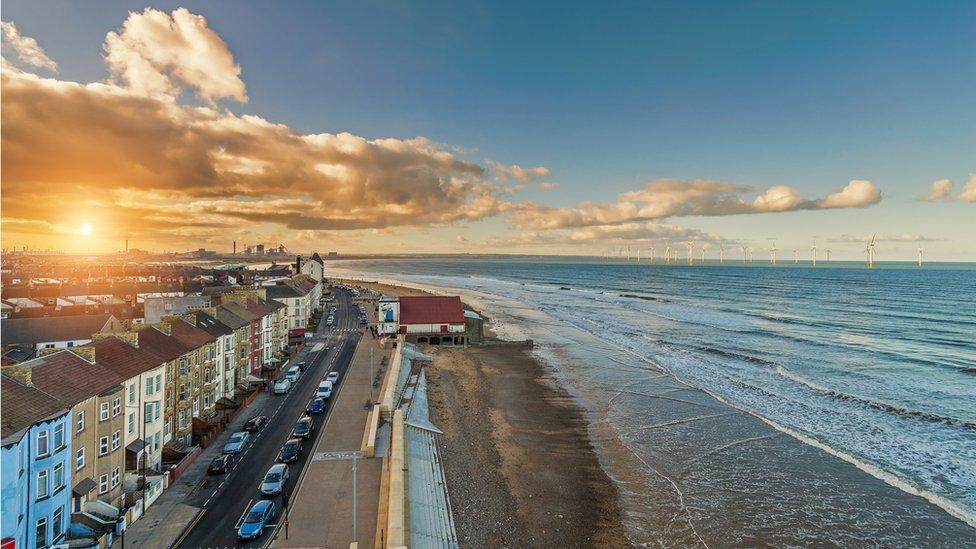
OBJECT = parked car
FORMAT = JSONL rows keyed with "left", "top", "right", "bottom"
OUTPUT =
{"left": 260, "top": 463, "right": 289, "bottom": 496}
{"left": 278, "top": 438, "right": 303, "bottom": 463}
{"left": 307, "top": 398, "right": 326, "bottom": 415}
{"left": 237, "top": 499, "right": 276, "bottom": 541}
{"left": 325, "top": 371, "right": 339, "bottom": 384}
{"left": 208, "top": 454, "right": 233, "bottom": 475}
{"left": 296, "top": 361, "right": 308, "bottom": 372}
{"left": 316, "top": 381, "right": 333, "bottom": 400}
{"left": 223, "top": 431, "right": 250, "bottom": 454}
{"left": 273, "top": 378, "right": 292, "bottom": 394}
{"left": 285, "top": 366, "right": 301, "bottom": 382}
{"left": 292, "top": 416, "right": 314, "bottom": 440}
{"left": 326, "top": 317, "right": 335, "bottom": 326}
{"left": 243, "top": 416, "right": 268, "bottom": 432}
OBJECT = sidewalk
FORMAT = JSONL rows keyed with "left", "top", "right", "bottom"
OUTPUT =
{"left": 112, "top": 345, "right": 321, "bottom": 549}
{"left": 273, "top": 332, "right": 390, "bottom": 548}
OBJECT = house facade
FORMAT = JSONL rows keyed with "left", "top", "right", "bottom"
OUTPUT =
{"left": 1, "top": 374, "right": 73, "bottom": 549}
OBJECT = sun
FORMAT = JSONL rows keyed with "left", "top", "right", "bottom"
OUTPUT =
{"left": 79, "top": 223, "right": 93, "bottom": 236}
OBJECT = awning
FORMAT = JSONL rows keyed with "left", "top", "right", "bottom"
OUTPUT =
{"left": 73, "top": 477, "right": 97, "bottom": 496}
{"left": 244, "top": 374, "right": 264, "bottom": 384}
{"left": 289, "top": 327, "right": 307, "bottom": 337}
{"left": 125, "top": 439, "right": 148, "bottom": 453}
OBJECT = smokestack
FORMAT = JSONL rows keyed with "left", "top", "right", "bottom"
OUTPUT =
{"left": 125, "top": 239, "right": 128, "bottom": 253}
{"left": 233, "top": 240, "right": 236, "bottom": 254}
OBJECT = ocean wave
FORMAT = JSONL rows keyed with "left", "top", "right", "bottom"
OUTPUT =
{"left": 774, "top": 366, "right": 976, "bottom": 431}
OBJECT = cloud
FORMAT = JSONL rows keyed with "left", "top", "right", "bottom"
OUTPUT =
{"left": 830, "top": 234, "right": 945, "bottom": 243}
{"left": 1, "top": 21, "right": 57, "bottom": 71}
{"left": 917, "top": 179, "right": 953, "bottom": 202}
{"left": 455, "top": 235, "right": 468, "bottom": 243}
{"left": 481, "top": 222, "right": 725, "bottom": 249}
{"left": 814, "top": 180, "right": 881, "bottom": 209}
{"left": 488, "top": 161, "right": 551, "bottom": 182}
{"left": 537, "top": 182, "right": 559, "bottom": 191}
{"left": 103, "top": 8, "right": 246, "bottom": 104}
{"left": 506, "top": 178, "right": 883, "bottom": 230}
{"left": 959, "top": 174, "right": 976, "bottom": 203}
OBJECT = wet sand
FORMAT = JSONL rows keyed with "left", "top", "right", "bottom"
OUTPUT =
{"left": 336, "top": 278, "right": 630, "bottom": 547}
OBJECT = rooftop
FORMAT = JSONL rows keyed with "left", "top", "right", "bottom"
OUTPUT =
{"left": 1, "top": 373, "right": 68, "bottom": 440}
{"left": 399, "top": 296, "right": 465, "bottom": 325}
{"left": 1, "top": 314, "right": 120, "bottom": 346}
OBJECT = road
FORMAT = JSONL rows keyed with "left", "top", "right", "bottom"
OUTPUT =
{"left": 176, "top": 287, "right": 363, "bottom": 549}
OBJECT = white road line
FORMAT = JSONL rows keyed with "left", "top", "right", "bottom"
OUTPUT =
{"left": 235, "top": 498, "right": 254, "bottom": 529}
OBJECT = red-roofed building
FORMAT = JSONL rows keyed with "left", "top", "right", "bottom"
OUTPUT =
{"left": 378, "top": 295, "right": 467, "bottom": 345}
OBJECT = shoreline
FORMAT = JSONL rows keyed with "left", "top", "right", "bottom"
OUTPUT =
{"left": 332, "top": 274, "right": 976, "bottom": 545}
{"left": 334, "top": 278, "right": 632, "bottom": 547}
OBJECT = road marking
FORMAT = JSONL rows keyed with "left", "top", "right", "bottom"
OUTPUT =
{"left": 235, "top": 498, "right": 254, "bottom": 529}
{"left": 313, "top": 450, "right": 364, "bottom": 461}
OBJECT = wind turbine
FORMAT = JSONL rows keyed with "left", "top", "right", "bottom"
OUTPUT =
{"left": 866, "top": 234, "right": 876, "bottom": 268}
{"left": 768, "top": 239, "right": 778, "bottom": 265}
{"left": 719, "top": 245, "right": 725, "bottom": 264}
{"left": 741, "top": 244, "right": 748, "bottom": 264}
{"left": 687, "top": 242, "right": 694, "bottom": 265}
{"left": 699, "top": 244, "right": 708, "bottom": 264}
{"left": 665, "top": 243, "right": 672, "bottom": 265}
{"left": 636, "top": 247, "right": 640, "bottom": 263}
{"left": 811, "top": 239, "right": 818, "bottom": 267}
{"left": 793, "top": 249, "right": 798, "bottom": 264}
{"left": 917, "top": 247, "right": 923, "bottom": 267}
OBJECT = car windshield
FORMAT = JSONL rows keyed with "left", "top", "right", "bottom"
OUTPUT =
{"left": 265, "top": 472, "right": 281, "bottom": 482}
{"left": 244, "top": 511, "right": 264, "bottom": 523}
{"left": 295, "top": 423, "right": 308, "bottom": 432}
{"left": 211, "top": 458, "right": 224, "bottom": 465}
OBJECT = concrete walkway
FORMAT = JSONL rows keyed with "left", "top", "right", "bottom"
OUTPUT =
{"left": 273, "top": 330, "right": 391, "bottom": 548}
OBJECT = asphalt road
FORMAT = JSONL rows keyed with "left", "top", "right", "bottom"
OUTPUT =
{"left": 176, "top": 287, "right": 363, "bottom": 549}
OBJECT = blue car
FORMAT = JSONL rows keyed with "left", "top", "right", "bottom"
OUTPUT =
{"left": 237, "top": 499, "right": 276, "bottom": 541}
{"left": 307, "top": 398, "right": 326, "bottom": 415}
{"left": 223, "top": 431, "right": 250, "bottom": 454}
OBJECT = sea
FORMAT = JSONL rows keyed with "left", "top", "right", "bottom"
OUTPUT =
{"left": 329, "top": 257, "right": 976, "bottom": 547}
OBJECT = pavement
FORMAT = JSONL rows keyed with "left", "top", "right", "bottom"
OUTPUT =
{"left": 272, "top": 292, "right": 390, "bottom": 549}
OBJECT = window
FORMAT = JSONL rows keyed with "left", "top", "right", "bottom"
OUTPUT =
{"left": 128, "top": 412, "right": 135, "bottom": 433}
{"left": 98, "top": 474, "right": 108, "bottom": 494}
{"left": 37, "top": 430, "right": 49, "bottom": 457}
{"left": 99, "top": 436, "right": 109, "bottom": 456}
{"left": 154, "top": 431, "right": 161, "bottom": 450}
{"left": 155, "top": 374, "right": 162, "bottom": 391}
{"left": 35, "top": 517, "right": 47, "bottom": 549}
{"left": 111, "top": 467, "right": 120, "bottom": 487}
{"left": 145, "top": 377, "right": 152, "bottom": 397}
{"left": 53, "top": 462, "right": 64, "bottom": 491}
{"left": 100, "top": 402, "right": 110, "bottom": 421}
{"left": 75, "top": 448, "right": 85, "bottom": 471}
{"left": 112, "top": 398, "right": 122, "bottom": 417}
{"left": 155, "top": 401, "right": 161, "bottom": 419}
{"left": 76, "top": 411, "right": 85, "bottom": 433}
{"left": 67, "top": 341, "right": 74, "bottom": 348}
{"left": 204, "top": 393, "right": 212, "bottom": 408}
{"left": 179, "top": 359, "right": 189, "bottom": 376}
{"left": 129, "top": 383, "right": 137, "bottom": 404}
{"left": 164, "top": 420, "right": 172, "bottom": 437}
{"left": 192, "top": 400, "right": 200, "bottom": 416}
{"left": 36, "top": 469, "right": 49, "bottom": 499}
{"left": 178, "top": 383, "right": 188, "bottom": 401}
{"left": 144, "top": 402, "right": 153, "bottom": 423}
{"left": 53, "top": 506, "right": 63, "bottom": 539}
{"left": 111, "top": 431, "right": 121, "bottom": 451}
{"left": 178, "top": 410, "right": 189, "bottom": 429}
{"left": 53, "top": 424, "right": 65, "bottom": 451}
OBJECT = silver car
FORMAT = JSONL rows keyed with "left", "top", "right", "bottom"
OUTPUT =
{"left": 260, "top": 463, "right": 289, "bottom": 496}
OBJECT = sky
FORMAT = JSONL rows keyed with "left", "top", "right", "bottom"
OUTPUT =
{"left": 2, "top": 1, "right": 974, "bottom": 260}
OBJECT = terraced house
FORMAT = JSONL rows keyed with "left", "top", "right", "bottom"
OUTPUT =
{"left": 3, "top": 349, "right": 129, "bottom": 547}
{"left": 1, "top": 374, "right": 73, "bottom": 549}
{"left": 215, "top": 303, "right": 254, "bottom": 386}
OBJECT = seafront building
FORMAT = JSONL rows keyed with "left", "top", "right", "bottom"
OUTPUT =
{"left": 0, "top": 259, "right": 326, "bottom": 546}
{"left": 1, "top": 374, "right": 73, "bottom": 549}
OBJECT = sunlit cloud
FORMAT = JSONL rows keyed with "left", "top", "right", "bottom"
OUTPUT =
{"left": 1, "top": 21, "right": 57, "bottom": 72}
{"left": 958, "top": 174, "right": 976, "bottom": 203}
{"left": 917, "top": 179, "right": 953, "bottom": 202}
{"left": 829, "top": 234, "right": 945, "bottom": 243}
{"left": 505, "top": 178, "right": 883, "bottom": 230}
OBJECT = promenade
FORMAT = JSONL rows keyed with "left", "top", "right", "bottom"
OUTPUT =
{"left": 273, "top": 300, "right": 389, "bottom": 548}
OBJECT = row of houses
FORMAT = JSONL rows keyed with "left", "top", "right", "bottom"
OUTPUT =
{"left": 1, "top": 271, "right": 324, "bottom": 549}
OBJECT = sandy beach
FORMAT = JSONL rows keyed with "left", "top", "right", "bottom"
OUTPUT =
{"left": 334, "top": 278, "right": 631, "bottom": 548}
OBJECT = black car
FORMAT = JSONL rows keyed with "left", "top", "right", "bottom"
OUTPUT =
{"left": 297, "top": 361, "right": 308, "bottom": 372}
{"left": 278, "top": 438, "right": 303, "bottom": 463}
{"left": 243, "top": 415, "right": 268, "bottom": 432}
{"left": 208, "top": 454, "right": 232, "bottom": 474}
{"left": 292, "top": 416, "right": 314, "bottom": 440}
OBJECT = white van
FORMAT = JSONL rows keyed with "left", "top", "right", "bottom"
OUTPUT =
{"left": 285, "top": 366, "right": 301, "bottom": 382}
{"left": 316, "top": 381, "right": 333, "bottom": 399}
